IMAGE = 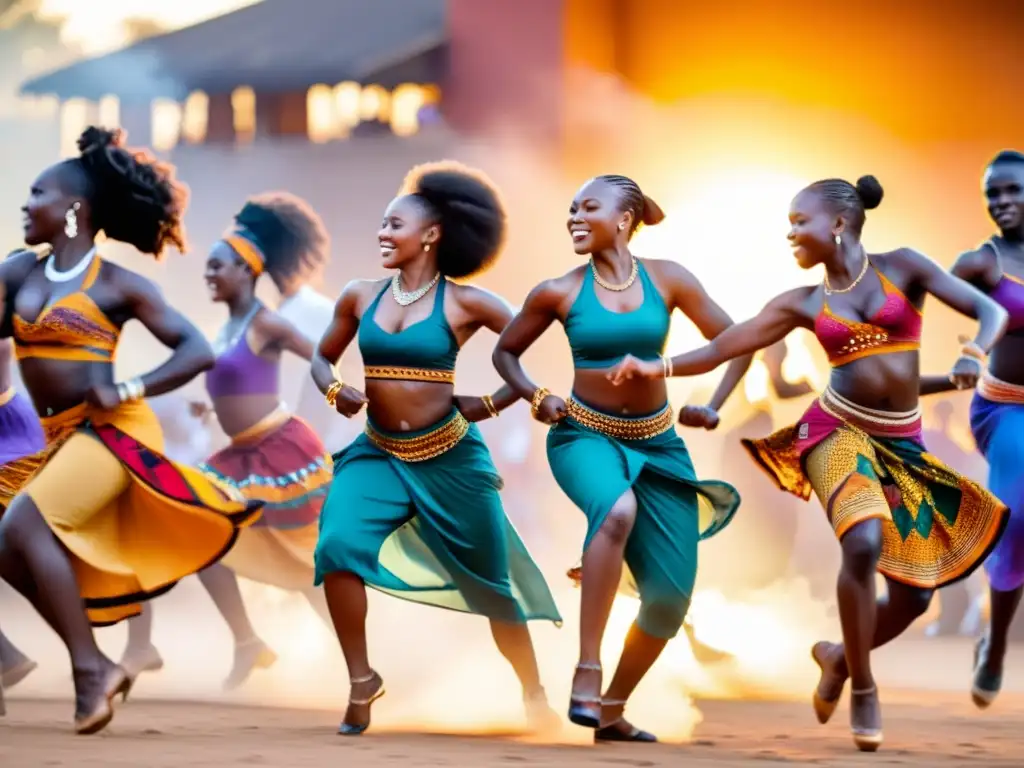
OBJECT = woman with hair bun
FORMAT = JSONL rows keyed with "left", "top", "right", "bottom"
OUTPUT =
{"left": 121, "top": 191, "right": 334, "bottom": 690}
{"left": 494, "top": 175, "right": 740, "bottom": 744}
{"left": 0, "top": 126, "right": 261, "bottom": 734}
{"left": 615, "top": 175, "right": 1010, "bottom": 751}
{"left": 311, "top": 161, "right": 562, "bottom": 736}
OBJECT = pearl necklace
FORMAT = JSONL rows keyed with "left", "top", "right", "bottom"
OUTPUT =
{"left": 392, "top": 272, "right": 441, "bottom": 306}
{"left": 590, "top": 256, "right": 638, "bottom": 292}
{"left": 45, "top": 246, "right": 97, "bottom": 283}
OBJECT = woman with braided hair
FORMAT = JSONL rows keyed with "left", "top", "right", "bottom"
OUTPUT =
{"left": 609, "top": 174, "right": 1009, "bottom": 751}
{"left": 0, "top": 126, "right": 261, "bottom": 734}
{"left": 493, "top": 174, "right": 740, "bottom": 743}
{"left": 312, "top": 161, "right": 561, "bottom": 736}
{"left": 120, "top": 192, "right": 334, "bottom": 690}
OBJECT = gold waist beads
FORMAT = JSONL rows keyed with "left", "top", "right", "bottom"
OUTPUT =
{"left": 567, "top": 398, "right": 673, "bottom": 440}
{"left": 364, "top": 366, "right": 455, "bottom": 385}
{"left": 365, "top": 413, "right": 470, "bottom": 462}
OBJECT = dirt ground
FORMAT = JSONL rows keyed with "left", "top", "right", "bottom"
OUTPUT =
{"left": 2, "top": 688, "right": 1022, "bottom": 767}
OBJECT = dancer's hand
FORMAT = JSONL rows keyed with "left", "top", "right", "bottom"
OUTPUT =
{"left": 948, "top": 355, "right": 982, "bottom": 391}
{"left": 454, "top": 395, "right": 492, "bottom": 422}
{"left": 606, "top": 354, "right": 664, "bottom": 386}
{"left": 334, "top": 384, "right": 368, "bottom": 418}
{"left": 534, "top": 394, "right": 567, "bottom": 425}
{"left": 678, "top": 405, "right": 720, "bottom": 430}
{"left": 86, "top": 383, "right": 121, "bottom": 411}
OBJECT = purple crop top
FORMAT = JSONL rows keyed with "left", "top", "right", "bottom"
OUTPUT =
{"left": 985, "top": 238, "right": 1024, "bottom": 332}
{"left": 205, "top": 309, "right": 279, "bottom": 398}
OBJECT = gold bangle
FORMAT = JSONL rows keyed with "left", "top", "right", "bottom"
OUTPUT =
{"left": 325, "top": 380, "right": 343, "bottom": 407}
{"left": 958, "top": 335, "right": 987, "bottom": 362}
{"left": 482, "top": 394, "right": 500, "bottom": 419}
{"left": 530, "top": 387, "right": 551, "bottom": 417}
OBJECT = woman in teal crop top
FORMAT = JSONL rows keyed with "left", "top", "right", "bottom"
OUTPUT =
{"left": 309, "top": 162, "right": 561, "bottom": 736}
{"left": 494, "top": 174, "right": 741, "bottom": 743}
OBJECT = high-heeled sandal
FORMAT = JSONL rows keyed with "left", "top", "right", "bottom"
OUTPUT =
{"left": 74, "top": 665, "right": 133, "bottom": 736}
{"left": 850, "top": 686, "right": 883, "bottom": 752}
{"left": 338, "top": 670, "right": 385, "bottom": 736}
{"left": 568, "top": 662, "right": 602, "bottom": 729}
{"left": 811, "top": 641, "right": 845, "bottom": 725}
{"left": 594, "top": 698, "right": 656, "bottom": 743}
{"left": 971, "top": 635, "right": 1001, "bottom": 709}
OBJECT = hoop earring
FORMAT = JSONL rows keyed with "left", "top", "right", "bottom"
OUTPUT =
{"left": 618, "top": 223, "right": 626, "bottom": 232}
{"left": 64, "top": 202, "right": 80, "bottom": 239}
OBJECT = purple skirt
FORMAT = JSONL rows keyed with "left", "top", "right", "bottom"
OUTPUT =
{"left": 0, "top": 388, "right": 45, "bottom": 466}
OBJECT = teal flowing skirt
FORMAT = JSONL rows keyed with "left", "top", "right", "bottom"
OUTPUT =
{"left": 314, "top": 409, "right": 562, "bottom": 625}
{"left": 546, "top": 400, "right": 739, "bottom": 638}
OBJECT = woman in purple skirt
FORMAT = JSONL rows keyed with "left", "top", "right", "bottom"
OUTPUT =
{"left": 0, "top": 334, "right": 46, "bottom": 703}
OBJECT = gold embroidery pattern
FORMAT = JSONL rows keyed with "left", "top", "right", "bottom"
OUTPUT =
{"left": 567, "top": 398, "right": 673, "bottom": 441}
{"left": 365, "top": 413, "right": 469, "bottom": 462}
{"left": 364, "top": 366, "right": 455, "bottom": 384}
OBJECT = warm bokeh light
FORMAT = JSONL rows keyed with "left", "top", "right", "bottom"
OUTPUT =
{"left": 151, "top": 98, "right": 181, "bottom": 152}
{"left": 231, "top": 85, "right": 256, "bottom": 142}
{"left": 181, "top": 90, "right": 209, "bottom": 144}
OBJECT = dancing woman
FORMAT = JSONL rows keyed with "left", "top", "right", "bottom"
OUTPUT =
{"left": 609, "top": 174, "right": 1009, "bottom": 750}
{"left": 0, "top": 330, "right": 45, "bottom": 705}
{"left": 950, "top": 150, "right": 1024, "bottom": 708}
{"left": 0, "top": 127, "right": 260, "bottom": 734}
{"left": 311, "top": 162, "right": 562, "bottom": 736}
{"left": 121, "top": 193, "right": 333, "bottom": 689}
{"left": 493, "top": 175, "right": 740, "bottom": 743}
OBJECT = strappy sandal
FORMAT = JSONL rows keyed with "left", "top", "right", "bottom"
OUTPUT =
{"left": 338, "top": 670, "right": 385, "bottom": 736}
{"left": 971, "top": 635, "right": 1002, "bottom": 709}
{"left": 850, "top": 686, "right": 883, "bottom": 752}
{"left": 567, "top": 662, "right": 602, "bottom": 728}
{"left": 594, "top": 698, "right": 656, "bottom": 743}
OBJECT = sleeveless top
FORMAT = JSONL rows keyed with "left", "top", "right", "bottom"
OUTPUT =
{"left": 13, "top": 253, "right": 118, "bottom": 363}
{"left": 984, "top": 238, "right": 1024, "bottom": 333}
{"left": 814, "top": 262, "right": 922, "bottom": 367}
{"left": 204, "top": 305, "right": 279, "bottom": 397}
{"left": 564, "top": 260, "right": 670, "bottom": 369}
{"left": 358, "top": 278, "right": 458, "bottom": 384}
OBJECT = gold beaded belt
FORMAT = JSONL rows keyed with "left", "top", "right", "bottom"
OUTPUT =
{"left": 977, "top": 370, "right": 1024, "bottom": 404}
{"left": 566, "top": 397, "right": 673, "bottom": 440}
{"left": 365, "top": 412, "right": 470, "bottom": 462}
{"left": 364, "top": 366, "right": 455, "bottom": 385}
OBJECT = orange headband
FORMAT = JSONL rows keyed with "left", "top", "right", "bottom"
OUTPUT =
{"left": 224, "top": 235, "right": 265, "bottom": 276}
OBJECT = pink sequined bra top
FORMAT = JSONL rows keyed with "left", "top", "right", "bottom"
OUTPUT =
{"left": 813, "top": 263, "right": 922, "bottom": 367}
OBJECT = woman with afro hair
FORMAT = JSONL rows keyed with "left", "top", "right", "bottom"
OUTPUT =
{"left": 0, "top": 126, "right": 262, "bottom": 734}
{"left": 311, "top": 161, "right": 562, "bottom": 736}
{"left": 120, "top": 191, "right": 335, "bottom": 691}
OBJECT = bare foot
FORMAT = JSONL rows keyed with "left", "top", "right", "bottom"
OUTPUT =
{"left": 223, "top": 638, "right": 277, "bottom": 691}
{"left": 524, "top": 689, "right": 562, "bottom": 735}
{"left": 811, "top": 641, "right": 847, "bottom": 724}
{"left": 338, "top": 671, "right": 385, "bottom": 736}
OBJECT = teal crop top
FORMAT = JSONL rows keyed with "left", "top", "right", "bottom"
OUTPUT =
{"left": 358, "top": 277, "right": 459, "bottom": 383}
{"left": 564, "top": 260, "right": 670, "bottom": 369}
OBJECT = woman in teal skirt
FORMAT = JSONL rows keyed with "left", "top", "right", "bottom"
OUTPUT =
{"left": 311, "top": 162, "right": 562, "bottom": 736}
{"left": 493, "top": 175, "right": 740, "bottom": 742}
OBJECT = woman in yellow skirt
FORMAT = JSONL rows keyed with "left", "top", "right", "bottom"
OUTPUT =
{"left": 0, "top": 126, "right": 260, "bottom": 734}
{"left": 609, "top": 175, "right": 1009, "bottom": 750}
{"left": 121, "top": 193, "right": 334, "bottom": 689}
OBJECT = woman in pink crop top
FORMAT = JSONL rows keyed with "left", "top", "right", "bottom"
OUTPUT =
{"left": 120, "top": 193, "right": 335, "bottom": 691}
{"left": 608, "top": 174, "right": 1009, "bottom": 752}
{"left": 951, "top": 150, "right": 1024, "bottom": 710}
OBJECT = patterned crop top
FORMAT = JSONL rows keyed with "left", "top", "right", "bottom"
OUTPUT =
{"left": 12, "top": 254, "right": 118, "bottom": 363}
{"left": 814, "top": 264, "right": 922, "bottom": 367}
{"left": 357, "top": 277, "right": 458, "bottom": 384}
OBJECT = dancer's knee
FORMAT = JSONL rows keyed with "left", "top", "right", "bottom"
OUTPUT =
{"left": 0, "top": 494, "right": 44, "bottom": 552}
{"left": 636, "top": 592, "right": 691, "bottom": 640}
{"left": 598, "top": 491, "right": 638, "bottom": 546}
{"left": 839, "top": 519, "right": 882, "bottom": 581}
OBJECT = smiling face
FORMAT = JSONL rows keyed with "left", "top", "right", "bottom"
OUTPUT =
{"left": 204, "top": 241, "right": 252, "bottom": 302}
{"left": 787, "top": 189, "right": 840, "bottom": 269}
{"left": 566, "top": 178, "right": 631, "bottom": 255}
{"left": 22, "top": 164, "right": 83, "bottom": 247}
{"left": 378, "top": 195, "right": 439, "bottom": 270}
{"left": 984, "top": 161, "right": 1024, "bottom": 235}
